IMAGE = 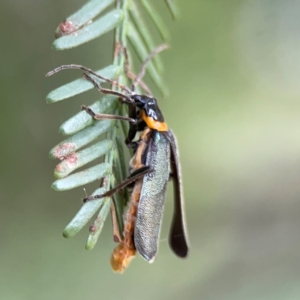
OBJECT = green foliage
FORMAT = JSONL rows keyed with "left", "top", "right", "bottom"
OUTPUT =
{"left": 46, "top": 0, "right": 178, "bottom": 249}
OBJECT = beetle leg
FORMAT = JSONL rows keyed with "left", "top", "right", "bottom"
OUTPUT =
{"left": 81, "top": 105, "right": 137, "bottom": 124}
{"left": 83, "top": 166, "right": 151, "bottom": 202}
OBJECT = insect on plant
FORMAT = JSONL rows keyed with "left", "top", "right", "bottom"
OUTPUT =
{"left": 46, "top": 44, "right": 189, "bottom": 272}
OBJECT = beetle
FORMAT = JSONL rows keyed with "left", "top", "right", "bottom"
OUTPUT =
{"left": 46, "top": 45, "right": 189, "bottom": 272}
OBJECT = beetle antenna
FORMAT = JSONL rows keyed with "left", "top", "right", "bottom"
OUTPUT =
{"left": 82, "top": 73, "right": 133, "bottom": 104}
{"left": 46, "top": 64, "right": 132, "bottom": 94}
{"left": 132, "top": 44, "right": 170, "bottom": 91}
{"left": 123, "top": 47, "right": 152, "bottom": 96}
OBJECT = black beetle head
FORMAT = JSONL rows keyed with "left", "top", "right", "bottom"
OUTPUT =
{"left": 131, "top": 95, "right": 164, "bottom": 122}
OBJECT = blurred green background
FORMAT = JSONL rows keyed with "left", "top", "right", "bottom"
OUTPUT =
{"left": 2, "top": 0, "right": 300, "bottom": 299}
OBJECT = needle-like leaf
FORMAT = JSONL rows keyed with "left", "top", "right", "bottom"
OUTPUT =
{"left": 63, "top": 187, "right": 107, "bottom": 238}
{"left": 85, "top": 197, "right": 111, "bottom": 250}
{"left": 49, "top": 120, "right": 114, "bottom": 158}
{"left": 164, "top": 0, "right": 179, "bottom": 20}
{"left": 141, "top": 0, "right": 171, "bottom": 41}
{"left": 52, "top": 162, "right": 111, "bottom": 191}
{"left": 55, "top": 0, "right": 115, "bottom": 38}
{"left": 54, "top": 140, "right": 113, "bottom": 179}
{"left": 129, "top": 2, "right": 163, "bottom": 72}
{"left": 53, "top": 9, "right": 124, "bottom": 50}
